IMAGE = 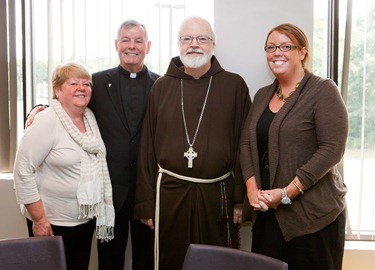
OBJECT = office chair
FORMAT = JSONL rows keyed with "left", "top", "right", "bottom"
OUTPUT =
{"left": 182, "top": 244, "right": 288, "bottom": 270}
{"left": 0, "top": 236, "right": 67, "bottom": 270}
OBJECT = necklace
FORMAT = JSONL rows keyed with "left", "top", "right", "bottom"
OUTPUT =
{"left": 276, "top": 82, "right": 300, "bottom": 102}
{"left": 181, "top": 76, "right": 213, "bottom": 168}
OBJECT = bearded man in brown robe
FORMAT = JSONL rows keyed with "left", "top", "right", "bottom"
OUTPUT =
{"left": 134, "top": 16, "right": 251, "bottom": 270}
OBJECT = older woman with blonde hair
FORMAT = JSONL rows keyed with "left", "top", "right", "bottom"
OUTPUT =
{"left": 14, "top": 62, "right": 115, "bottom": 269}
{"left": 240, "top": 24, "right": 348, "bottom": 270}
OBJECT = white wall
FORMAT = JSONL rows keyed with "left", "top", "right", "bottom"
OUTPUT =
{"left": 0, "top": 179, "right": 28, "bottom": 239}
{"left": 214, "top": 0, "right": 314, "bottom": 98}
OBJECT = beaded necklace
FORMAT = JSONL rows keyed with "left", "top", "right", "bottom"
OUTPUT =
{"left": 275, "top": 81, "right": 300, "bottom": 102}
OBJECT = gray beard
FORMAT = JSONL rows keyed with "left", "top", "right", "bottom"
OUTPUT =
{"left": 181, "top": 53, "right": 212, "bottom": 69}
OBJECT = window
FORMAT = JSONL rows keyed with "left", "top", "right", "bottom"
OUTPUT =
{"left": 0, "top": 0, "right": 213, "bottom": 173}
{"left": 28, "top": 0, "right": 213, "bottom": 133}
{"left": 314, "top": 0, "right": 375, "bottom": 241}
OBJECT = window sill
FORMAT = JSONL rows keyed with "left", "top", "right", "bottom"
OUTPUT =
{"left": 345, "top": 241, "right": 375, "bottom": 251}
{"left": 0, "top": 173, "right": 13, "bottom": 181}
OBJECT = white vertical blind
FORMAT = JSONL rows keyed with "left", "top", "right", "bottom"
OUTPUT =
{"left": 30, "top": 0, "right": 214, "bottom": 108}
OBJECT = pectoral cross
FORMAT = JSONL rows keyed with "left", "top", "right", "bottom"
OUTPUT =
{"left": 184, "top": 146, "right": 197, "bottom": 168}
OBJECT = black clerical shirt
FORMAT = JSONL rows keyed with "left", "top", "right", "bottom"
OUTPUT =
{"left": 118, "top": 65, "right": 148, "bottom": 136}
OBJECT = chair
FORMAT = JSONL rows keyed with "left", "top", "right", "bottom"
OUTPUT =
{"left": 182, "top": 244, "right": 288, "bottom": 270}
{"left": 0, "top": 236, "right": 67, "bottom": 270}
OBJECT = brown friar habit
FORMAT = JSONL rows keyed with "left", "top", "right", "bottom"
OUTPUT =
{"left": 134, "top": 55, "right": 251, "bottom": 270}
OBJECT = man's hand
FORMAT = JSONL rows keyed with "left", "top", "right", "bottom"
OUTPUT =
{"left": 233, "top": 203, "right": 243, "bottom": 225}
{"left": 25, "top": 105, "right": 47, "bottom": 128}
{"left": 141, "top": 218, "right": 155, "bottom": 230}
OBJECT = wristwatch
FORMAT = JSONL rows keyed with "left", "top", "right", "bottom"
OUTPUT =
{"left": 281, "top": 187, "right": 292, "bottom": 204}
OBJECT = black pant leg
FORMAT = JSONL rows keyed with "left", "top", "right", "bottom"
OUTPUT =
{"left": 97, "top": 203, "right": 129, "bottom": 270}
{"left": 287, "top": 210, "right": 346, "bottom": 270}
{"left": 130, "top": 219, "right": 154, "bottom": 270}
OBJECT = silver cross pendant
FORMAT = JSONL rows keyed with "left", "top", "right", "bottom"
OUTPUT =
{"left": 184, "top": 146, "right": 198, "bottom": 168}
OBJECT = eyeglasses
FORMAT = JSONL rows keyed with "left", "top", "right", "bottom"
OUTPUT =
{"left": 264, "top": 44, "right": 298, "bottom": 53}
{"left": 179, "top": 35, "right": 213, "bottom": 44}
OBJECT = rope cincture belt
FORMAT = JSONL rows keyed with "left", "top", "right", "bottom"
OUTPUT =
{"left": 154, "top": 164, "right": 232, "bottom": 270}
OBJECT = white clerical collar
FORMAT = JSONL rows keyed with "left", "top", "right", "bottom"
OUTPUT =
{"left": 130, "top": 73, "right": 137, "bottom": 78}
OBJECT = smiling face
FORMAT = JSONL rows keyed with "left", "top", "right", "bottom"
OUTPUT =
{"left": 178, "top": 17, "right": 215, "bottom": 71}
{"left": 52, "top": 62, "right": 92, "bottom": 114}
{"left": 115, "top": 25, "right": 151, "bottom": 73}
{"left": 56, "top": 78, "right": 92, "bottom": 111}
{"left": 265, "top": 30, "right": 307, "bottom": 79}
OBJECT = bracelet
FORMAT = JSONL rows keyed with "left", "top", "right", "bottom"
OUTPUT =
{"left": 292, "top": 181, "right": 304, "bottom": 194}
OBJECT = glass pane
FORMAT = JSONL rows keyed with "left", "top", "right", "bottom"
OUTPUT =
{"left": 343, "top": 0, "right": 375, "bottom": 240}
{"left": 313, "top": 0, "right": 329, "bottom": 77}
{"left": 314, "top": 0, "right": 375, "bottom": 240}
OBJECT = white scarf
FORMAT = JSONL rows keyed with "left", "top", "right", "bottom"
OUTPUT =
{"left": 51, "top": 99, "right": 115, "bottom": 242}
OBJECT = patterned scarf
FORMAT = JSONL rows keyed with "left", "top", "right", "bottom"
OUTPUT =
{"left": 51, "top": 99, "right": 115, "bottom": 242}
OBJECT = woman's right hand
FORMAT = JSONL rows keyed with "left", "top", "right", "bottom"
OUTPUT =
{"left": 246, "top": 176, "right": 267, "bottom": 211}
{"left": 32, "top": 217, "right": 54, "bottom": 236}
{"left": 25, "top": 200, "right": 53, "bottom": 236}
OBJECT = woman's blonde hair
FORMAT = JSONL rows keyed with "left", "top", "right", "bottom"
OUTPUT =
{"left": 52, "top": 62, "right": 92, "bottom": 99}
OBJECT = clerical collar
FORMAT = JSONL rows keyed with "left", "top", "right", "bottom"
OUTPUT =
{"left": 118, "top": 65, "right": 147, "bottom": 79}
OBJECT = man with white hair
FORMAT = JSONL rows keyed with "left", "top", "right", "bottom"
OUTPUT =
{"left": 134, "top": 16, "right": 251, "bottom": 270}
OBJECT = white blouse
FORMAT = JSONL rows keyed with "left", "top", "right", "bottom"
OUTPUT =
{"left": 13, "top": 108, "right": 90, "bottom": 226}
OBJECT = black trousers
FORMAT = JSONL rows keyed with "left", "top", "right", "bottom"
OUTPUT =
{"left": 97, "top": 199, "right": 154, "bottom": 270}
{"left": 252, "top": 209, "right": 346, "bottom": 270}
{"left": 27, "top": 218, "right": 95, "bottom": 270}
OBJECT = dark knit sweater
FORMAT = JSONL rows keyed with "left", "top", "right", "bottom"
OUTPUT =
{"left": 240, "top": 72, "right": 348, "bottom": 241}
